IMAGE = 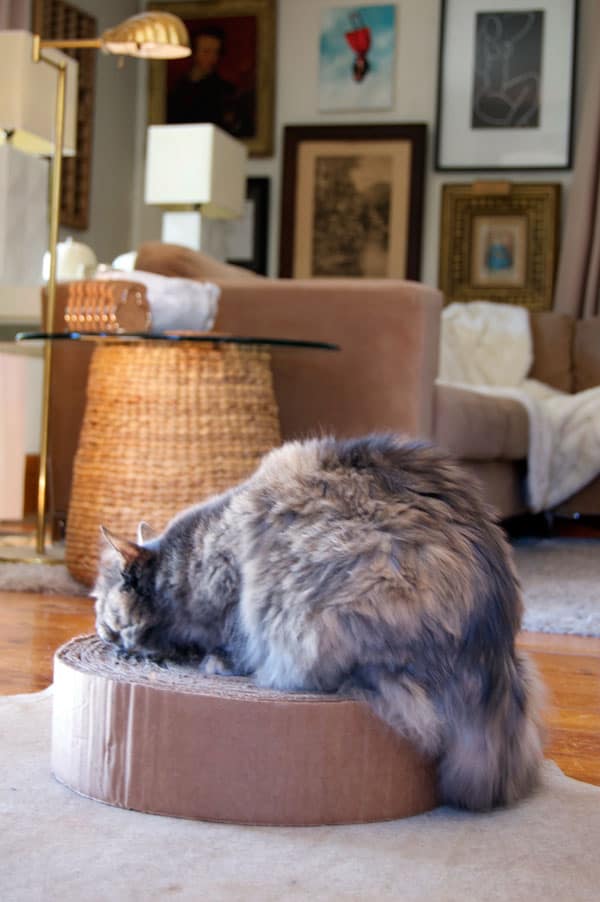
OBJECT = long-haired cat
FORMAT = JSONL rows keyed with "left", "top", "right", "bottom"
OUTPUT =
{"left": 93, "top": 434, "right": 544, "bottom": 811}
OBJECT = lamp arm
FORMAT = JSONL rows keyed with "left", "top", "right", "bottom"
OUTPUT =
{"left": 31, "top": 36, "right": 68, "bottom": 554}
{"left": 38, "top": 38, "right": 102, "bottom": 50}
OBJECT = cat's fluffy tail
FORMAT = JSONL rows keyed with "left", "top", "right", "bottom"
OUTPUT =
{"left": 356, "top": 651, "right": 545, "bottom": 811}
{"left": 438, "top": 650, "right": 545, "bottom": 810}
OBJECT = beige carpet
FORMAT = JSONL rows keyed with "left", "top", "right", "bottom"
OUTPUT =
{"left": 1, "top": 689, "right": 599, "bottom": 901}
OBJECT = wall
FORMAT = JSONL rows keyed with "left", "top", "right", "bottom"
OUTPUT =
{"left": 131, "top": 0, "right": 596, "bottom": 287}
{"left": 59, "top": 0, "right": 139, "bottom": 264}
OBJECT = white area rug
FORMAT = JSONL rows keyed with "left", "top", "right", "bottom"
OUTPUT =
{"left": 1, "top": 537, "right": 599, "bottom": 636}
{"left": 1, "top": 689, "right": 599, "bottom": 901}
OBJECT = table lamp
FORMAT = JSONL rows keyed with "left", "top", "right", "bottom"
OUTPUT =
{"left": 0, "top": 11, "right": 190, "bottom": 559}
{"left": 144, "top": 123, "right": 247, "bottom": 260}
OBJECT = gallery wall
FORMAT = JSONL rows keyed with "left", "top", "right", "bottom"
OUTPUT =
{"left": 130, "top": 0, "right": 596, "bottom": 287}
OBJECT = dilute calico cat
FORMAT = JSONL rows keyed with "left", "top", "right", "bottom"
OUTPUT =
{"left": 93, "top": 434, "right": 544, "bottom": 811}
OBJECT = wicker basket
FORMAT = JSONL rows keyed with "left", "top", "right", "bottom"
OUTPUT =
{"left": 65, "top": 341, "right": 281, "bottom": 586}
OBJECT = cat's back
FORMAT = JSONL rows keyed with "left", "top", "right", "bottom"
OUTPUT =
{"left": 235, "top": 433, "right": 488, "bottom": 533}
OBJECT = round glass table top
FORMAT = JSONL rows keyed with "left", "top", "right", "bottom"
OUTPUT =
{"left": 16, "top": 330, "right": 339, "bottom": 351}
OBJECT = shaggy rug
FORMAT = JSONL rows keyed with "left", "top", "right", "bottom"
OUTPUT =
{"left": 1, "top": 689, "right": 599, "bottom": 901}
{"left": 0, "top": 537, "right": 598, "bottom": 636}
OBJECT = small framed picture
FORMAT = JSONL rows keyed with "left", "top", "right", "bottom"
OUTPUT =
{"left": 279, "top": 124, "right": 426, "bottom": 279}
{"left": 318, "top": 4, "right": 397, "bottom": 111}
{"left": 147, "top": 0, "right": 276, "bottom": 157}
{"left": 435, "top": 0, "right": 578, "bottom": 170}
{"left": 439, "top": 182, "right": 561, "bottom": 311}
{"left": 225, "top": 177, "right": 270, "bottom": 275}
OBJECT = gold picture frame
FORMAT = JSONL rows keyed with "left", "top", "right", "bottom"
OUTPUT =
{"left": 439, "top": 182, "right": 561, "bottom": 311}
{"left": 279, "top": 124, "right": 426, "bottom": 279}
{"left": 147, "top": 0, "right": 276, "bottom": 158}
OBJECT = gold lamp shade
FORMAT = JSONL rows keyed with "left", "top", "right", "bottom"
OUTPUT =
{"left": 101, "top": 11, "right": 190, "bottom": 59}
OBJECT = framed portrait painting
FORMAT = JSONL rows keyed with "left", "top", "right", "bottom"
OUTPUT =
{"left": 147, "top": 0, "right": 276, "bottom": 157}
{"left": 439, "top": 182, "right": 561, "bottom": 311}
{"left": 435, "top": 0, "right": 578, "bottom": 170}
{"left": 279, "top": 124, "right": 426, "bottom": 279}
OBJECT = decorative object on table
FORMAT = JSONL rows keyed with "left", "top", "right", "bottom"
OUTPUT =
{"left": 147, "top": 0, "right": 276, "bottom": 158}
{"left": 42, "top": 236, "right": 97, "bottom": 281}
{"left": 279, "top": 123, "right": 426, "bottom": 279}
{"left": 31, "top": 0, "right": 97, "bottom": 230}
{"left": 439, "top": 182, "right": 560, "bottom": 311}
{"left": 0, "top": 12, "right": 190, "bottom": 560}
{"left": 435, "top": 0, "right": 578, "bottom": 171}
{"left": 94, "top": 269, "right": 219, "bottom": 333}
{"left": 144, "top": 123, "right": 247, "bottom": 259}
{"left": 225, "top": 176, "right": 270, "bottom": 275}
{"left": 62, "top": 281, "right": 152, "bottom": 333}
{"left": 318, "top": 5, "right": 397, "bottom": 111}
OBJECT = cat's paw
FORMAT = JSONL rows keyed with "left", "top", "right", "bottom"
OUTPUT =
{"left": 199, "top": 652, "right": 234, "bottom": 677}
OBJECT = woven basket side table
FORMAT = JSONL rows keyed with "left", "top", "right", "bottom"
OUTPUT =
{"left": 65, "top": 341, "right": 281, "bottom": 585}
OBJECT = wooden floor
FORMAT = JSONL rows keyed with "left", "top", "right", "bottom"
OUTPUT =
{"left": 0, "top": 589, "right": 599, "bottom": 787}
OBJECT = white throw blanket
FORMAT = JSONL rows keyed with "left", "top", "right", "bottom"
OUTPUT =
{"left": 438, "top": 301, "right": 600, "bottom": 512}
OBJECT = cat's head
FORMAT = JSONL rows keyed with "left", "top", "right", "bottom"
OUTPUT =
{"left": 92, "top": 523, "right": 165, "bottom": 657}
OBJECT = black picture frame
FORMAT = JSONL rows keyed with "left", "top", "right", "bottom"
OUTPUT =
{"left": 225, "top": 177, "right": 270, "bottom": 275}
{"left": 435, "top": 0, "right": 578, "bottom": 171}
{"left": 279, "top": 123, "right": 426, "bottom": 280}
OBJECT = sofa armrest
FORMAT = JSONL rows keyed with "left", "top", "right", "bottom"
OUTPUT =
{"left": 214, "top": 279, "right": 442, "bottom": 440}
{"left": 573, "top": 317, "right": 600, "bottom": 392}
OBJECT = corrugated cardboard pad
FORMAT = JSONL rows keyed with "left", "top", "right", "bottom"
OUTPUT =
{"left": 52, "top": 635, "right": 438, "bottom": 825}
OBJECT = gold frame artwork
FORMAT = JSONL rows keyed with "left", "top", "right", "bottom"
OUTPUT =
{"left": 439, "top": 182, "right": 561, "bottom": 311}
{"left": 147, "top": 0, "right": 275, "bottom": 157}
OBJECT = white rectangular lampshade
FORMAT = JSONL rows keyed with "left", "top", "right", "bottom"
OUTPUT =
{"left": 0, "top": 144, "right": 48, "bottom": 284}
{"left": 0, "top": 30, "right": 78, "bottom": 156}
{"left": 145, "top": 124, "right": 247, "bottom": 219}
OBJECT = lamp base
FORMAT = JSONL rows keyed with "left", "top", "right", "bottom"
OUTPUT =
{"left": 161, "top": 211, "right": 228, "bottom": 261}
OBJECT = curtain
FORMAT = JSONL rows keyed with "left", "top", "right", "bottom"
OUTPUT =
{"left": 553, "top": 6, "right": 600, "bottom": 318}
{"left": 0, "top": 0, "right": 30, "bottom": 30}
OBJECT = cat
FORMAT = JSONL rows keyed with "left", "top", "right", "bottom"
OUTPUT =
{"left": 93, "top": 434, "right": 544, "bottom": 811}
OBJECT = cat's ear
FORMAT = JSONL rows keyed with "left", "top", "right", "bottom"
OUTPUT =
{"left": 137, "top": 521, "right": 158, "bottom": 544}
{"left": 100, "top": 526, "right": 144, "bottom": 566}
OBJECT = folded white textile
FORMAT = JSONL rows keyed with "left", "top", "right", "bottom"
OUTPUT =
{"left": 439, "top": 300, "right": 532, "bottom": 388}
{"left": 95, "top": 268, "right": 220, "bottom": 333}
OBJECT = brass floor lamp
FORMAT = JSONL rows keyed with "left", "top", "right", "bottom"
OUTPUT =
{"left": 28, "top": 11, "right": 190, "bottom": 558}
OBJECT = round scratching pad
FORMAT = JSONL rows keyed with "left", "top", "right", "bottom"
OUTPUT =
{"left": 52, "top": 636, "right": 438, "bottom": 825}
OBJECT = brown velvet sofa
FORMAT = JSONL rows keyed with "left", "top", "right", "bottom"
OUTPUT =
{"left": 46, "top": 241, "right": 600, "bottom": 527}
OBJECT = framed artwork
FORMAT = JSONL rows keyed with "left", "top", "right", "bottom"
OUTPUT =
{"left": 439, "top": 182, "right": 561, "bottom": 311}
{"left": 318, "top": 4, "right": 397, "bottom": 111}
{"left": 435, "top": 0, "right": 578, "bottom": 170}
{"left": 32, "top": 0, "right": 97, "bottom": 229}
{"left": 225, "top": 177, "right": 270, "bottom": 275}
{"left": 147, "top": 0, "right": 276, "bottom": 157}
{"left": 279, "top": 124, "right": 426, "bottom": 279}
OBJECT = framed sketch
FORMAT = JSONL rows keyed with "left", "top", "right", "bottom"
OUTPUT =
{"left": 225, "top": 177, "right": 270, "bottom": 274}
{"left": 435, "top": 0, "right": 578, "bottom": 170}
{"left": 318, "top": 4, "right": 397, "bottom": 111}
{"left": 279, "top": 124, "right": 426, "bottom": 279}
{"left": 439, "top": 182, "right": 561, "bottom": 311}
{"left": 147, "top": 0, "right": 276, "bottom": 157}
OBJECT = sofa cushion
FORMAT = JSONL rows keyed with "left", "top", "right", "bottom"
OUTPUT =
{"left": 528, "top": 312, "right": 574, "bottom": 392}
{"left": 573, "top": 316, "right": 600, "bottom": 392}
{"left": 136, "top": 242, "right": 263, "bottom": 282}
{"left": 434, "top": 383, "right": 528, "bottom": 460}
